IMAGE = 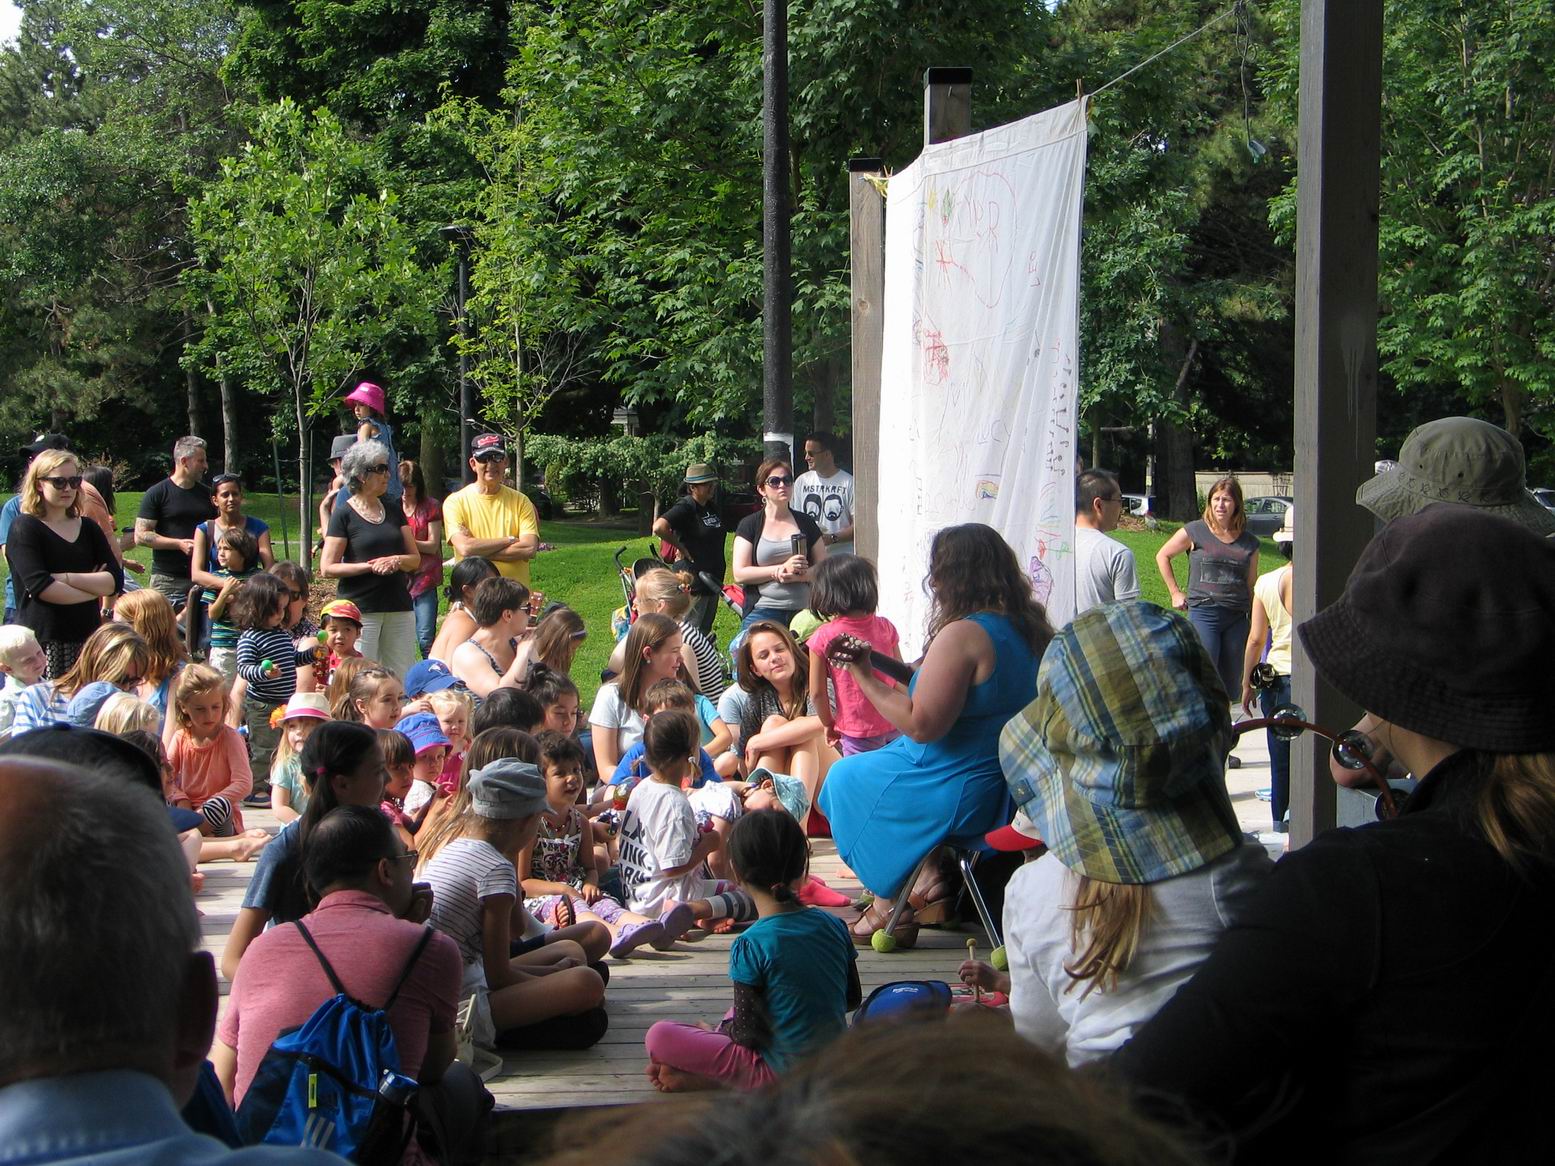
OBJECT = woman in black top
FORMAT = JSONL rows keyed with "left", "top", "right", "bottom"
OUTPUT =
{"left": 5, "top": 449, "right": 123, "bottom": 677}
{"left": 731, "top": 456, "right": 827, "bottom": 645}
{"left": 319, "top": 439, "right": 420, "bottom": 679}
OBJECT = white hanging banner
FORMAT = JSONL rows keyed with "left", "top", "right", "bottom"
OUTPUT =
{"left": 876, "top": 99, "right": 1087, "bottom": 656}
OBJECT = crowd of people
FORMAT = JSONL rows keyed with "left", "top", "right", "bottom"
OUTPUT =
{"left": 2, "top": 411, "right": 1553, "bottom": 1165}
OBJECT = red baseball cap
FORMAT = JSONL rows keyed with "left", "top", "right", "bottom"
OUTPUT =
{"left": 985, "top": 808, "right": 1045, "bottom": 852}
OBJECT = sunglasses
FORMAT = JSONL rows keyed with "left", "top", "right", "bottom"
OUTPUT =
{"left": 474, "top": 453, "right": 507, "bottom": 464}
{"left": 765, "top": 474, "right": 794, "bottom": 487}
{"left": 40, "top": 475, "right": 83, "bottom": 490}
{"left": 366, "top": 463, "right": 390, "bottom": 475}
{"left": 211, "top": 474, "right": 243, "bottom": 488}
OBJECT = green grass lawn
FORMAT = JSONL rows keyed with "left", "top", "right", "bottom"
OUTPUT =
{"left": 0, "top": 492, "right": 1278, "bottom": 707}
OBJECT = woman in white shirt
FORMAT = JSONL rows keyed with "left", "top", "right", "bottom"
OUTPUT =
{"left": 588, "top": 613, "right": 683, "bottom": 774}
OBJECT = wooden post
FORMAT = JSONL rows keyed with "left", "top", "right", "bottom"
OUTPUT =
{"left": 761, "top": 0, "right": 793, "bottom": 463}
{"left": 924, "top": 67, "right": 973, "bottom": 148}
{"left": 849, "top": 158, "right": 885, "bottom": 564}
{"left": 1289, "top": 0, "right": 1384, "bottom": 846}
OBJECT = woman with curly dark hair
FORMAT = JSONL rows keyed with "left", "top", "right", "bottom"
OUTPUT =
{"left": 817, "top": 523, "right": 1051, "bottom": 946}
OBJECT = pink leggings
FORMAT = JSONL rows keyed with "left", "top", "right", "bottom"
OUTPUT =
{"left": 644, "top": 1016, "right": 777, "bottom": 1091}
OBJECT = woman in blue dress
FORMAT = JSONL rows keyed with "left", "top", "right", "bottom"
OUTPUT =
{"left": 817, "top": 524, "right": 1051, "bottom": 946}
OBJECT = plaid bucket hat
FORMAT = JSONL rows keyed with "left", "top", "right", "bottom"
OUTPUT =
{"left": 999, "top": 602, "right": 1242, "bottom": 885}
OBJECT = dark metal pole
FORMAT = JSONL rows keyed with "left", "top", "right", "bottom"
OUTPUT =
{"left": 761, "top": 0, "right": 792, "bottom": 464}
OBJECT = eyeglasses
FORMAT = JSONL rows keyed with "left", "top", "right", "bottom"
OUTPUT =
{"left": 366, "top": 463, "right": 390, "bottom": 475}
{"left": 40, "top": 475, "right": 82, "bottom": 490}
{"left": 765, "top": 475, "right": 794, "bottom": 487}
{"left": 390, "top": 849, "right": 419, "bottom": 865}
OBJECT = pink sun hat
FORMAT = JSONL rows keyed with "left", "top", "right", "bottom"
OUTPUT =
{"left": 344, "top": 381, "right": 385, "bottom": 414}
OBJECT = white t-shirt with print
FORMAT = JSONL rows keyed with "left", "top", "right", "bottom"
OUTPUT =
{"left": 793, "top": 468, "right": 854, "bottom": 556}
{"left": 618, "top": 778, "right": 700, "bottom": 916}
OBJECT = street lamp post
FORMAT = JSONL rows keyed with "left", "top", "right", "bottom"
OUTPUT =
{"left": 440, "top": 224, "right": 477, "bottom": 483}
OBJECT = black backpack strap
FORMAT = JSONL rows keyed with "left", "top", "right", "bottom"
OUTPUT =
{"left": 382, "top": 926, "right": 435, "bottom": 1012}
{"left": 293, "top": 920, "right": 350, "bottom": 998}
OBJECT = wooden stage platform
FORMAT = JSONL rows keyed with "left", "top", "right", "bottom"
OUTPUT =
{"left": 203, "top": 810, "right": 991, "bottom": 1115}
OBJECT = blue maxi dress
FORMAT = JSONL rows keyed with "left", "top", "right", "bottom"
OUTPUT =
{"left": 818, "top": 612, "right": 1040, "bottom": 899}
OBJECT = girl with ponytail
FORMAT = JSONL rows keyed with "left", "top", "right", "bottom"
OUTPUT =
{"left": 642, "top": 809, "right": 862, "bottom": 1093}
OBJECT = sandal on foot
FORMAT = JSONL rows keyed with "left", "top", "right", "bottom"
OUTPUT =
{"left": 851, "top": 901, "right": 917, "bottom": 949}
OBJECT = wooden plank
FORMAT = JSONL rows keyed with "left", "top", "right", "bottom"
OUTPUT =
{"left": 204, "top": 814, "right": 991, "bottom": 1111}
{"left": 1289, "top": 0, "right": 1384, "bottom": 846}
{"left": 848, "top": 157, "right": 886, "bottom": 564}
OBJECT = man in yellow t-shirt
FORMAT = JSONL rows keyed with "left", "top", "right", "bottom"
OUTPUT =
{"left": 443, "top": 433, "right": 541, "bottom": 585}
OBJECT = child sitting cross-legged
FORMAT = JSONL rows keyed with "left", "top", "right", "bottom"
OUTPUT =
{"left": 520, "top": 731, "right": 668, "bottom": 959}
{"left": 644, "top": 808, "right": 861, "bottom": 1091}
{"left": 165, "top": 664, "right": 271, "bottom": 862}
{"left": 420, "top": 748, "right": 609, "bottom": 1051}
{"left": 618, "top": 710, "right": 759, "bottom": 947}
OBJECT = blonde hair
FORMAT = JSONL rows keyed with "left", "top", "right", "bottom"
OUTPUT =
{"left": 19, "top": 450, "right": 82, "bottom": 518}
{"left": 113, "top": 589, "right": 187, "bottom": 686}
{"left": 55, "top": 624, "right": 149, "bottom": 702}
{"left": 94, "top": 692, "right": 161, "bottom": 736}
{"left": 636, "top": 568, "right": 694, "bottom": 620}
{"left": 326, "top": 657, "right": 378, "bottom": 719}
{"left": 170, "top": 663, "right": 228, "bottom": 730}
{"left": 428, "top": 687, "right": 473, "bottom": 725}
{"left": 530, "top": 606, "right": 585, "bottom": 676}
{"left": 272, "top": 709, "right": 325, "bottom": 779}
{"left": 1475, "top": 752, "right": 1555, "bottom": 876}
{"left": 1063, "top": 878, "right": 1152, "bottom": 999}
{"left": 0, "top": 624, "right": 40, "bottom": 668}
{"left": 1201, "top": 476, "right": 1247, "bottom": 537}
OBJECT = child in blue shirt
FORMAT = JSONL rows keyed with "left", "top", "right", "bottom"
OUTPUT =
{"left": 644, "top": 808, "right": 861, "bottom": 1090}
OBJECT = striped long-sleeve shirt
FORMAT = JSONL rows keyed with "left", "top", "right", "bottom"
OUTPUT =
{"left": 236, "top": 627, "right": 312, "bottom": 705}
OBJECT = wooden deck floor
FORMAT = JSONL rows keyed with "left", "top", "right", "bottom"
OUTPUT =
{"left": 203, "top": 811, "right": 989, "bottom": 1113}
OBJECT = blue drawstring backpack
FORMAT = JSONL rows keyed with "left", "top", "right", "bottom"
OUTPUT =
{"left": 236, "top": 921, "right": 432, "bottom": 1160}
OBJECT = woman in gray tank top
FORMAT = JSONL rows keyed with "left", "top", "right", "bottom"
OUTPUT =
{"left": 732, "top": 456, "right": 828, "bottom": 643}
{"left": 1153, "top": 477, "right": 1260, "bottom": 699}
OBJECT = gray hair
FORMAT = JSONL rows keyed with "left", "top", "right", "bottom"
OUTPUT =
{"left": 0, "top": 761, "right": 198, "bottom": 1080}
{"left": 172, "top": 435, "right": 206, "bottom": 463}
{"left": 340, "top": 439, "right": 390, "bottom": 496}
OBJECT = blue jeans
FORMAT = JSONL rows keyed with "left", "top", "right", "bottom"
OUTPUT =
{"left": 1259, "top": 676, "right": 1292, "bottom": 831}
{"left": 413, "top": 589, "right": 439, "bottom": 658}
{"left": 1187, "top": 603, "right": 1251, "bottom": 700}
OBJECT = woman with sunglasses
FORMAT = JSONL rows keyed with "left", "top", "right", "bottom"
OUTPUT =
{"left": 190, "top": 474, "right": 274, "bottom": 600}
{"left": 320, "top": 439, "right": 421, "bottom": 678}
{"left": 732, "top": 456, "right": 827, "bottom": 643}
{"left": 3, "top": 449, "right": 124, "bottom": 677}
{"left": 1116, "top": 506, "right": 1555, "bottom": 1160}
{"left": 8, "top": 622, "right": 150, "bottom": 733}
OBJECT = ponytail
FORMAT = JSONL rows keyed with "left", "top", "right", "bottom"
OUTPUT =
{"left": 1476, "top": 751, "right": 1555, "bottom": 876}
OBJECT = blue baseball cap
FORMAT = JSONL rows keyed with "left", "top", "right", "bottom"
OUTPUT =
{"left": 405, "top": 658, "right": 460, "bottom": 697}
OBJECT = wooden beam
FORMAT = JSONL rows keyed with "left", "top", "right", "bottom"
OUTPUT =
{"left": 923, "top": 67, "right": 973, "bottom": 147}
{"left": 849, "top": 157, "right": 885, "bottom": 564}
{"left": 1289, "top": 0, "right": 1384, "bottom": 846}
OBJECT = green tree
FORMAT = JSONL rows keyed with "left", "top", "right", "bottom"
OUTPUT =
{"left": 187, "top": 100, "right": 443, "bottom": 547}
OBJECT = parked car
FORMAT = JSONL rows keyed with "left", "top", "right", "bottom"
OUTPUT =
{"left": 1121, "top": 493, "right": 1154, "bottom": 517}
{"left": 1530, "top": 488, "right": 1555, "bottom": 513}
{"left": 1244, "top": 495, "right": 1293, "bottom": 538}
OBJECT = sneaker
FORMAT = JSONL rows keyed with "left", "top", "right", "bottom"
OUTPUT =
{"left": 609, "top": 920, "right": 665, "bottom": 959}
{"left": 651, "top": 903, "right": 697, "bottom": 950}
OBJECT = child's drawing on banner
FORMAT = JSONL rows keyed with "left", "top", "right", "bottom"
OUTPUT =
{"left": 877, "top": 100, "right": 1089, "bottom": 655}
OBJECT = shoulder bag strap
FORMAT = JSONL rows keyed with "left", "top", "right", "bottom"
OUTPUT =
{"left": 382, "top": 926, "right": 436, "bottom": 1011}
{"left": 294, "top": 920, "right": 349, "bottom": 997}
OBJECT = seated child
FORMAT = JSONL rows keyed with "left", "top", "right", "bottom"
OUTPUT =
{"left": 421, "top": 755, "right": 608, "bottom": 1051}
{"left": 519, "top": 731, "right": 667, "bottom": 959}
{"left": 390, "top": 711, "right": 451, "bottom": 829}
{"left": 267, "top": 692, "right": 330, "bottom": 823}
{"left": 645, "top": 809, "right": 860, "bottom": 1091}
{"left": 376, "top": 727, "right": 418, "bottom": 845}
{"left": 618, "top": 710, "right": 757, "bottom": 946}
{"left": 418, "top": 687, "right": 473, "bottom": 816}
{"left": 166, "top": 664, "right": 270, "bottom": 862}
{"left": 805, "top": 555, "right": 903, "bottom": 755}
{"left": 0, "top": 625, "right": 47, "bottom": 740}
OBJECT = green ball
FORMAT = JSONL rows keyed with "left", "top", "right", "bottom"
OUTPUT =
{"left": 317, "top": 629, "right": 329, "bottom": 643}
{"left": 990, "top": 945, "right": 1008, "bottom": 972}
{"left": 260, "top": 659, "right": 274, "bottom": 671}
{"left": 870, "top": 929, "right": 897, "bottom": 954}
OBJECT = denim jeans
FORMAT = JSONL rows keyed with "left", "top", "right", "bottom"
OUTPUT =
{"left": 412, "top": 589, "right": 439, "bottom": 659}
{"left": 1188, "top": 603, "right": 1251, "bottom": 699}
{"left": 1259, "top": 675, "right": 1293, "bottom": 831}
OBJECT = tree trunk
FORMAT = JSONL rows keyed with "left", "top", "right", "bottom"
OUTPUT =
{"left": 811, "top": 354, "right": 836, "bottom": 435}
{"left": 184, "top": 309, "right": 206, "bottom": 438}
{"left": 218, "top": 355, "right": 240, "bottom": 475}
{"left": 1501, "top": 380, "right": 1522, "bottom": 437}
{"left": 513, "top": 431, "right": 526, "bottom": 498}
{"left": 1159, "top": 330, "right": 1200, "bottom": 521}
{"left": 419, "top": 421, "right": 446, "bottom": 500}
{"left": 295, "top": 391, "right": 312, "bottom": 557}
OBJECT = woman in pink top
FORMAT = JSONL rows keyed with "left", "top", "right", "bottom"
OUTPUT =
{"left": 806, "top": 556, "right": 903, "bottom": 756}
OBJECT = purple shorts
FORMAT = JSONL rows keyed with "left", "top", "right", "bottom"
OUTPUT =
{"left": 839, "top": 729, "right": 901, "bottom": 756}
